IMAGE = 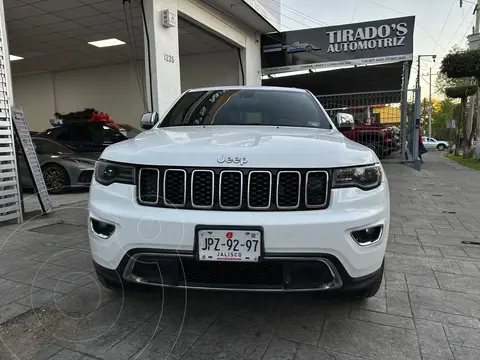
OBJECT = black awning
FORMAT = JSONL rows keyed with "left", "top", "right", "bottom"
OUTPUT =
{"left": 262, "top": 61, "right": 410, "bottom": 96}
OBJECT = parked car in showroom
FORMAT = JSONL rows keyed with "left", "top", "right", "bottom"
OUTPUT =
{"left": 38, "top": 122, "right": 129, "bottom": 157}
{"left": 89, "top": 87, "right": 390, "bottom": 298}
{"left": 422, "top": 137, "right": 449, "bottom": 151}
{"left": 117, "top": 123, "right": 142, "bottom": 139}
{"left": 17, "top": 137, "right": 95, "bottom": 194}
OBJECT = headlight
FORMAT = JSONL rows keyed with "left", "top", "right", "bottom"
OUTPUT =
{"left": 332, "top": 165, "right": 382, "bottom": 190}
{"left": 94, "top": 160, "right": 135, "bottom": 186}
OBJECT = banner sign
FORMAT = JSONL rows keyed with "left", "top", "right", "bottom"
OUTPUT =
{"left": 261, "top": 16, "right": 415, "bottom": 75}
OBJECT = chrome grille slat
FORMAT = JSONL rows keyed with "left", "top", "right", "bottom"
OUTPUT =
{"left": 137, "top": 167, "right": 329, "bottom": 211}
{"left": 163, "top": 169, "right": 187, "bottom": 207}
{"left": 276, "top": 171, "right": 301, "bottom": 209}
{"left": 219, "top": 170, "right": 243, "bottom": 210}
{"left": 191, "top": 170, "right": 214, "bottom": 209}
{"left": 247, "top": 171, "right": 272, "bottom": 210}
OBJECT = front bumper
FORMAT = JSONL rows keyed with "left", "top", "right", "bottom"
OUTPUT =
{"left": 93, "top": 251, "right": 384, "bottom": 292}
{"left": 88, "top": 178, "right": 390, "bottom": 289}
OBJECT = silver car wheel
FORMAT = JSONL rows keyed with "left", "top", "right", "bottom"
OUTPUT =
{"left": 43, "top": 166, "right": 66, "bottom": 193}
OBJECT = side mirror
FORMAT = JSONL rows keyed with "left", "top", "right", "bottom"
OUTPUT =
{"left": 336, "top": 113, "right": 355, "bottom": 130}
{"left": 140, "top": 112, "right": 159, "bottom": 130}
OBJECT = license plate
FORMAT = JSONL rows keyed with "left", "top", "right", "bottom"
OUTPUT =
{"left": 197, "top": 229, "right": 262, "bottom": 262}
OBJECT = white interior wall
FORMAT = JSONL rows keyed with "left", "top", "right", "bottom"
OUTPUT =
{"left": 13, "top": 49, "right": 241, "bottom": 132}
{"left": 12, "top": 62, "right": 146, "bottom": 131}
{"left": 12, "top": 73, "right": 56, "bottom": 131}
{"left": 180, "top": 50, "right": 240, "bottom": 91}
{"left": 54, "top": 63, "right": 146, "bottom": 127}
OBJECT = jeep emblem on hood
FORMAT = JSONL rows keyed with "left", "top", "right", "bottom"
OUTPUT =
{"left": 217, "top": 155, "right": 248, "bottom": 165}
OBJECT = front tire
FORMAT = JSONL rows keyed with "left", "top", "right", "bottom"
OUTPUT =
{"left": 437, "top": 144, "right": 446, "bottom": 151}
{"left": 42, "top": 164, "right": 70, "bottom": 194}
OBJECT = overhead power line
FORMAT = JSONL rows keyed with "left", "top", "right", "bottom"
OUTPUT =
{"left": 440, "top": 4, "right": 475, "bottom": 57}
{"left": 460, "top": 17, "right": 476, "bottom": 46}
{"left": 361, "top": 0, "right": 448, "bottom": 53}
{"left": 352, "top": 0, "right": 360, "bottom": 21}
{"left": 266, "top": 0, "right": 328, "bottom": 26}
{"left": 254, "top": 1, "right": 310, "bottom": 30}
{"left": 432, "top": 0, "right": 457, "bottom": 53}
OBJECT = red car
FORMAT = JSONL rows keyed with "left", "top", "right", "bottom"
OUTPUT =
{"left": 333, "top": 115, "right": 397, "bottom": 158}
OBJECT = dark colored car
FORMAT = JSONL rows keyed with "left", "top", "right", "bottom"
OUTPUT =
{"left": 17, "top": 137, "right": 96, "bottom": 193}
{"left": 38, "top": 122, "right": 128, "bottom": 156}
{"left": 117, "top": 124, "right": 142, "bottom": 139}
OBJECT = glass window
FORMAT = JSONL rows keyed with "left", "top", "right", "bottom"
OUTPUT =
{"left": 72, "top": 124, "right": 94, "bottom": 142}
{"left": 43, "top": 127, "right": 63, "bottom": 139}
{"left": 91, "top": 125, "right": 123, "bottom": 142}
{"left": 33, "top": 138, "right": 74, "bottom": 154}
{"left": 159, "top": 89, "right": 332, "bottom": 129}
{"left": 118, "top": 124, "right": 141, "bottom": 139}
{"left": 56, "top": 127, "right": 72, "bottom": 141}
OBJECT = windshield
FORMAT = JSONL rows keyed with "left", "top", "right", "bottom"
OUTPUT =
{"left": 159, "top": 89, "right": 332, "bottom": 129}
{"left": 118, "top": 124, "right": 142, "bottom": 138}
{"left": 33, "top": 138, "right": 74, "bottom": 155}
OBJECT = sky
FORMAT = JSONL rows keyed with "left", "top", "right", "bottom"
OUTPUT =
{"left": 265, "top": 0, "right": 477, "bottom": 98}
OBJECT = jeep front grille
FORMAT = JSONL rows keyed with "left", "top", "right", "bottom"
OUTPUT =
{"left": 137, "top": 167, "right": 329, "bottom": 211}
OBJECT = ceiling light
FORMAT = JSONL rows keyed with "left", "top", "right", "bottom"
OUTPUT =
{"left": 9, "top": 55, "right": 23, "bottom": 61}
{"left": 88, "top": 38, "right": 126, "bottom": 48}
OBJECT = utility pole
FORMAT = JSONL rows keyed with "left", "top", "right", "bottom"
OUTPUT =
{"left": 428, "top": 68, "right": 432, "bottom": 138}
{"left": 423, "top": 68, "right": 438, "bottom": 138}
{"left": 414, "top": 55, "right": 436, "bottom": 143}
{"left": 476, "top": 0, "right": 480, "bottom": 158}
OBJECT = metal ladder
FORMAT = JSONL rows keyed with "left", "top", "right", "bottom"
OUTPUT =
{"left": 11, "top": 106, "right": 52, "bottom": 214}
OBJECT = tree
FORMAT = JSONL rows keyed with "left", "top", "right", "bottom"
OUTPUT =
{"left": 444, "top": 85, "right": 477, "bottom": 155}
{"left": 436, "top": 46, "right": 472, "bottom": 93}
{"left": 441, "top": 49, "right": 480, "bottom": 80}
{"left": 441, "top": 48, "right": 480, "bottom": 157}
{"left": 431, "top": 98, "right": 460, "bottom": 140}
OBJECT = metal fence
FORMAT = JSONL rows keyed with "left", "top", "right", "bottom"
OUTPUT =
{"left": 317, "top": 88, "right": 420, "bottom": 165}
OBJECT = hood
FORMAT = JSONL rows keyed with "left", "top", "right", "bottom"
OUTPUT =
{"left": 100, "top": 126, "right": 377, "bottom": 168}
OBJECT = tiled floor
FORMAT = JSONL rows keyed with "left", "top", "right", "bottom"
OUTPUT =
{"left": 22, "top": 189, "right": 89, "bottom": 213}
{"left": 1, "top": 152, "right": 480, "bottom": 360}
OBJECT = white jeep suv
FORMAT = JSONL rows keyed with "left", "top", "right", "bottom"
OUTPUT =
{"left": 88, "top": 86, "right": 390, "bottom": 298}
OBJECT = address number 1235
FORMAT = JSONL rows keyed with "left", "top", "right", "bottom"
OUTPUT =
{"left": 164, "top": 54, "right": 174, "bottom": 63}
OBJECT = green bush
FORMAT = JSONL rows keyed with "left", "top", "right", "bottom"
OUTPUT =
{"left": 441, "top": 49, "right": 480, "bottom": 79}
{"left": 445, "top": 85, "right": 477, "bottom": 99}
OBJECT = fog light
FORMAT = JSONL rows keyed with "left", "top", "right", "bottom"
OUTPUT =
{"left": 90, "top": 218, "right": 115, "bottom": 239}
{"left": 351, "top": 225, "right": 383, "bottom": 246}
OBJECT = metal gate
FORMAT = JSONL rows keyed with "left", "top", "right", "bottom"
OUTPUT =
{"left": 317, "top": 88, "right": 420, "bottom": 165}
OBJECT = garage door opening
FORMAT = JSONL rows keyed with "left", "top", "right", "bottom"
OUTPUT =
{"left": 178, "top": 16, "right": 242, "bottom": 91}
{"left": 6, "top": 3, "right": 245, "bottom": 132}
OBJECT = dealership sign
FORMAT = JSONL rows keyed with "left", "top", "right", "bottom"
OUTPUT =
{"left": 261, "top": 16, "right": 415, "bottom": 75}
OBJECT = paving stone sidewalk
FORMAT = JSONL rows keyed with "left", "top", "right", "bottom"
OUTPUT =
{"left": 1, "top": 151, "right": 480, "bottom": 360}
